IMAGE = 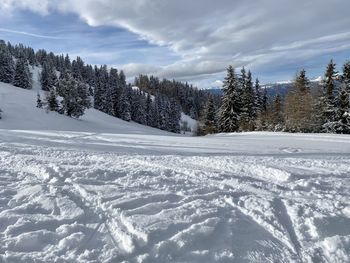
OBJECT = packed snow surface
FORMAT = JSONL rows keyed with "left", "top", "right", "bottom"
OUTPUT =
{"left": 1, "top": 84, "right": 350, "bottom": 262}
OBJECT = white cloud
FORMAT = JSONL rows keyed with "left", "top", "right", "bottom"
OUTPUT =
{"left": 0, "top": 28, "right": 66, "bottom": 39}
{"left": 2, "top": 0, "right": 350, "bottom": 84}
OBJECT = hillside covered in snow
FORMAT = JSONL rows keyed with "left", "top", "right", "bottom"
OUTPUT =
{"left": 0, "top": 80, "right": 172, "bottom": 135}
{"left": 1, "top": 82, "right": 350, "bottom": 262}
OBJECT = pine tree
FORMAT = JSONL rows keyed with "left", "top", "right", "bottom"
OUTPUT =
{"left": 13, "top": 54, "right": 32, "bottom": 89}
{"left": 295, "top": 69, "right": 310, "bottom": 93}
{"left": 109, "top": 68, "right": 120, "bottom": 117}
{"left": 270, "top": 94, "right": 284, "bottom": 131}
{"left": 93, "top": 65, "right": 109, "bottom": 112}
{"left": 40, "top": 60, "right": 57, "bottom": 91}
{"left": 329, "top": 62, "right": 350, "bottom": 134}
{"left": 157, "top": 96, "right": 168, "bottom": 130}
{"left": 284, "top": 69, "right": 315, "bottom": 132}
{"left": 36, "top": 93, "right": 43, "bottom": 108}
{"left": 145, "top": 93, "right": 153, "bottom": 126}
{"left": 46, "top": 89, "right": 59, "bottom": 112}
{"left": 254, "top": 78, "right": 262, "bottom": 115}
{"left": 240, "top": 70, "right": 256, "bottom": 131}
{"left": 332, "top": 84, "right": 350, "bottom": 134}
{"left": 0, "top": 44, "right": 14, "bottom": 83}
{"left": 120, "top": 87, "right": 132, "bottom": 121}
{"left": 320, "top": 60, "right": 338, "bottom": 132}
{"left": 342, "top": 61, "right": 350, "bottom": 94}
{"left": 64, "top": 54, "right": 71, "bottom": 70}
{"left": 132, "top": 90, "right": 147, "bottom": 125}
{"left": 167, "top": 99, "right": 181, "bottom": 133}
{"left": 218, "top": 66, "right": 240, "bottom": 132}
{"left": 56, "top": 73, "right": 91, "bottom": 118}
{"left": 203, "top": 95, "right": 217, "bottom": 134}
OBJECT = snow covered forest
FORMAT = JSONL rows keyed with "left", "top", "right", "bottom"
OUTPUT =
{"left": 1, "top": 40, "right": 350, "bottom": 136}
{"left": 0, "top": 40, "right": 350, "bottom": 262}
{"left": 0, "top": 40, "right": 214, "bottom": 133}
{"left": 198, "top": 62, "right": 350, "bottom": 135}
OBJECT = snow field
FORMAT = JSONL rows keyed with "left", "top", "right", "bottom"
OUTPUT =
{"left": 0, "top": 130, "right": 349, "bottom": 262}
{"left": 1, "top": 83, "right": 350, "bottom": 262}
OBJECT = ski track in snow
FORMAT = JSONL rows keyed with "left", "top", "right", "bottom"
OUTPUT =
{"left": 0, "top": 130, "right": 350, "bottom": 262}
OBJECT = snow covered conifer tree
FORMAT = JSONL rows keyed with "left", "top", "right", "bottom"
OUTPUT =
{"left": 13, "top": 54, "right": 32, "bottom": 89}
{"left": 145, "top": 93, "right": 153, "bottom": 126}
{"left": 57, "top": 73, "right": 91, "bottom": 118}
{"left": 93, "top": 66, "right": 108, "bottom": 112}
{"left": 203, "top": 95, "right": 217, "bottom": 134}
{"left": 109, "top": 68, "right": 120, "bottom": 117}
{"left": 330, "top": 62, "right": 350, "bottom": 134}
{"left": 332, "top": 84, "right": 350, "bottom": 134}
{"left": 132, "top": 91, "right": 147, "bottom": 125}
{"left": 343, "top": 61, "right": 350, "bottom": 94}
{"left": 40, "top": 60, "right": 57, "bottom": 91}
{"left": 0, "top": 43, "right": 15, "bottom": 84}
{"left": 320, "top": 60, "right": 338, "bottom": 132}
{"left": 254, "top": 78, "right": 262, "bottom": 115}
{"left": 240, "top": 70, "right": 256, "bottom": 131}
{"left": 271, "top": 94, "right": 284, "bottom": 131}
{"left": 120, "top": 86, "right": 132, "bottom": 122}
{"left": 167, "top": 99, "right": 181, "bottom": 133}
{"left": 218, "top": 66, "right": 240, "bottom": 132}
{"left": 46, "top": 89, "right": 59, "bottom": 112}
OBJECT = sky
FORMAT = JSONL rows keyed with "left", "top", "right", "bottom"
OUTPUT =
{"left": 1, "top": 0, "right": 350, "bottom": 88}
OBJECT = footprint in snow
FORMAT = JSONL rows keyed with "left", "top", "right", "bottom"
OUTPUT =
{"left": 280, "top": 147, "right": 302, "bottom": 153}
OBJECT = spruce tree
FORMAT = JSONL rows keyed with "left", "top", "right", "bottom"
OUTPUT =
{"left": 120, "top": 87, "right": 132, "bottom": 121}
{"left": 254, "top": 78, "right": 262, "bottom": 115}
{"left": 218, "top": 66, "right": 240, "bottom": 132}
{"left": 270, "top": 94, "right": 284, "bottom": 131}
{"left": 40, "top": 60, "right": 57, "bottom": 91}
{"left": 203, "top": 95, "right": 217, "bottom": 134}
{"left": 342, "top": 61, "right": 350, "bottom": 94}
{"left": 46, "top": 89, "right": 59, "bottom": 112}
{"left": 240, "top": 70, "right": 256, "bottom": 131}
{"left": 13, "top": 54, "right": 32, "bottom": 89}
{"left": 284, "top": 69, "right": 314, "bottom": 132}
{"left": 333, "top": 84, "right": 350, "bottom": 134}
{"left": 295, "top": 69, "right": 310, "bottom": 93}
{"left": 167, "top": 99, "right": 181, "bottom": 133}
{"left": 109, "top": 68, "right": 120, "bottom": 117}
{"left": 0, "top": 45, "right": 14, "bottom": 83}
{"left": 93, "top": 65, "right": 109, "bottom": 112}
{"left": 145, "top": 93, "right": 153, "bottom": 126}
{"left": 56, "top": 73, "right": 91, "bottom": 118}
{"left": 320, "top": 60, "right": 338, "bottom": 132}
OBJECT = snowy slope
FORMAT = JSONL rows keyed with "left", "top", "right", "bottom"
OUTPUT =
{"left": 180, "top": 112, "right": 198, "bottom": 133}
{"left": 1, "top": 82, "right": 350, "bottom": 262}
{"left": 0, "top": 82, "right": 169, "bottom": 135}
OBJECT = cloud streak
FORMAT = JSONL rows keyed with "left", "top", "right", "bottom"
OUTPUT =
{"left": 0, "top": 28, "right": 67, "bottom": 40}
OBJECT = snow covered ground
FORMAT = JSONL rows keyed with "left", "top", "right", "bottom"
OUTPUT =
{"left": 1, "top": 84, "right": 350, "bottom": 262}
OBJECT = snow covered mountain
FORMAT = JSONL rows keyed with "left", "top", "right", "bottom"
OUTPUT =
{"left": 1, "top": 81, "right": 350, "bottom": 262}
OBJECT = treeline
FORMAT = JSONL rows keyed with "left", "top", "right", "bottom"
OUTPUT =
{"left": 134, "top": 75, "right": 219, "bottom": 120}
{"left": 200, "top": 60, "right": 350, "bottom": 135}
{"left": 0, "top": 40, "right": 208, "bottom": 133}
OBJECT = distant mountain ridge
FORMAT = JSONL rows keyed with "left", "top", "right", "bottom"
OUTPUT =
{"left": 207, "top": 76, "right": 325, "bottom": 98}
